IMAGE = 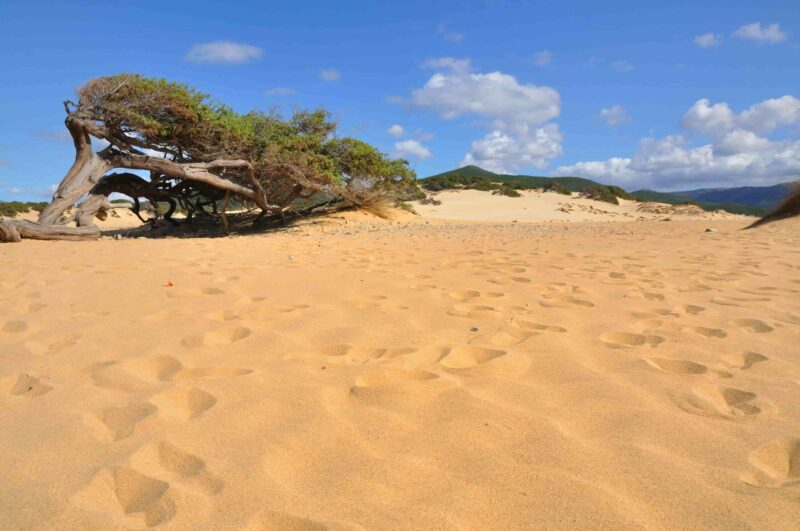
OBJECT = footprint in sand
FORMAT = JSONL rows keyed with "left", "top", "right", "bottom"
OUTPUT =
{"left": 181, "top": 326, "right": 251, "bottom": 348}
{"left": 731, "top": 319, "right": 774, "bottom": 334}
{"left": 448, "top": 290, "right": 505, "bottom": 302}
{"left": 691, "top": 326, "right": 728, "bottom": 339}
{"left": 85, "top": 356, "right": 251, "bottom": 391}
{"left": 679, "top": 304, "right": 705, "bottom": 315}
{"left": 683, "top": 385, "right": 761, "bottom": 418}
{"left": 151, "top": 388, "right": 216, "bottom": 420}
{"left": 722, "top": 351, "right": 769, "bottom": 370}
{"left": 297, "top": 344, "right": 412, "bottom": 366}
{"left": 2, "top": 320, "right": 28, "bottom": 333}
{"left": 439, "top": 346, "right": 507, "bottom": 369}
{"left": 599, "top": 332, "right": 664, "bottom": 348}
{"left": 112, "top": 467, "right": 175, "bottom": 526}
{"left": 447, "top": 304, "right": 503, "bottom": 320}
{"left": 9, "top": 373, "right": 52, "bottom": 396}
{"left": 246, "top": 510, "right": 331, "bottom": 530}
{"left": 74, "top": 467, "right": 176, "bottom": 527}
{"left": 130, "top": 442, "right": 223, "bottom": 496}
{"left": 91, "top": 402, "right": 157, "bottom": 441}
{"left": 646, "top": 358, "right": 732, "bottom": 379}
{"left": 741, "top": 437, "right": 800, "bottom": 488}
{"left": 354, "top": 368, "right": 439, "bottom": 388}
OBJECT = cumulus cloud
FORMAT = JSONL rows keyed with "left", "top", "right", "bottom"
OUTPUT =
{"left": 319, "top": 68, "right": 341, "bottom": 81}
{"left": 394, "top": 139, "right": 432, "bottom": 160}
{"left": 266, "top": 87, "right": 296, "bottom": 96}
{"left": 408, "top": 57, "right": 562, "bottom": 172}
{"left": 533, "top": 50, "right": 552, "bottom": 67}
{"left": 553, "top": 96, "right": 800, "bottom": 189}
{"left": 694, "top": 32, "right": 721, "bottom": 47}
{"left": 186, "top": 41, "right": 263, "bottom": 64}
{"left": 681, "top": 96, "right": 800, "bottom": 136}
{"left": 611, "top": 60, "right": 634, "bottom": 72}
{"left": 411, "top": 58, "right": 559, "bottom": 129}
{"left": 436, "top": 24, "right": 463, "bottom": 43}
{"left": 387, "top": 124, "right": 405, "bottom": 138}
{"left": 733, "top": 22, "right": 787, "bottom": 44}
{"left": 600, "top": 105, "right": 631, "bottom": 127}
{"left": 462, "top": 124, "right": 563, "bottom": 172}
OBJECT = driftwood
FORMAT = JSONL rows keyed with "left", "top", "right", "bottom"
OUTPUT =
{"left": 0, "top": 219, "right": 101, "bottom": 242}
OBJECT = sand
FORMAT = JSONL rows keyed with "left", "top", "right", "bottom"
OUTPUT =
{"left": 0, "top": 203, "right": 798, "bottom": 529}
{"left": 412, "top": 189, "right": 747, "bottom": 223}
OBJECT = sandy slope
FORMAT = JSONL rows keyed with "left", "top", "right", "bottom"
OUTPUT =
{"left": 1, "top": 213, "right": 798, "bottom": 529}
{"left": 412, "top": 189, "right": 749, "bottom": 222}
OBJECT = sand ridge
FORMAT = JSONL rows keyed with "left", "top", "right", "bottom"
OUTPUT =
{"left": 0, "top": 216, "right": 798, "bottom": 529}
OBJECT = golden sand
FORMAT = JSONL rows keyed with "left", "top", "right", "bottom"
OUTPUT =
{"left": 0, "top": 211, "right": 798, "bottom": 529}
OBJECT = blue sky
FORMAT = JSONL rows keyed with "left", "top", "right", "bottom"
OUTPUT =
{"left": 1, "top": 0, "right": 799, "bottom": 200}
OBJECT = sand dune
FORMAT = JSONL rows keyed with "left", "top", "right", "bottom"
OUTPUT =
{"left": 1, "top": 211, "right": 798, "bottom": 529}
{"left": 412, "top": 189, "right": 749, "bottom": 222}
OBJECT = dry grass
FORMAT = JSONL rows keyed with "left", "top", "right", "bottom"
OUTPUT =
{"left": 354, "top": 197, "right": 394, "bottom": 219}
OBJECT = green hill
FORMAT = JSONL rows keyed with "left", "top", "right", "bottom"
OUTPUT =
{"left": 421, "top": 166, "right": 768, "bottom": 215}
{"left": 422, "top": 166, "right": 632, "bottom": 204}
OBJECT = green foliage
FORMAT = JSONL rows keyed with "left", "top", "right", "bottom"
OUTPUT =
{"left": 0, "top": 201, "right": 48, "bottom": 217}
{"left": 630, "top": 189, "right": 768, "bottom": 216}
{"left": 395, "top": 201, "right": 417, "bottom": 213}
{"left": 493, "top": 185, "right": 522, "bottom": 197}
{"left": 581, "top": 186, "right": 619, "bottom": 205}
{"left": 73, "top": 74, "right": 421, "bottom": 209}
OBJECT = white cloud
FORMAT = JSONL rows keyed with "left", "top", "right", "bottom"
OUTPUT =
{"left": 462, "top": 124, "right": 563, "bottom": 172}
{"left": 387, "top": 124, "right": 405, "bottom": 138}
{"left": 411, "top": 58, "right": 560, "bottom": 128}
{"left": 186, "top": 41, "right": 263, "bottom": 64}
{"left": 680, "top": 99, "right": 734, "bottom": 135}
{"left": 737, "top": 96, "right": 800, "bottom": 134}
{"left": 600, "top": 105, "right": 631, "bottom": 127}
{"left": 694, "top": 32, "right": 721, "bottom": 48}
{"left": 733, "top": 22, "right": 787, "bottom": 44}
{"left": 409, "top": 57, "right": 562, "bottom": 172}
{"left": 436, "top": 24, "right": 463, "bottom": 43}
{"left": 611, "top": 60, "right": 634, "bottom": 72}
{"left": 394, "top": 139, "right": 432, "bottom": 160}
{"left": 319, "top": 68, "right": 341, "bottom": 81}
{"left": 681, "top": 96, "right": 800, "bottom": 136}
{"left": 266, "top": 87, "right": 296, "bottom": 96}
{"left": 533, "top": 50, "right": 552, "bottom": 67}
{"left": 9, "top": 187, "right": 23, "bottom": 194}
{"left": 554, "top": 96, "right": 800, "bottom": 189}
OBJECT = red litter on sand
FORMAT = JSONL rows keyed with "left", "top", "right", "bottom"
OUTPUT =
{"left": 166, "top": 281, "right": 174, "bottom": 287}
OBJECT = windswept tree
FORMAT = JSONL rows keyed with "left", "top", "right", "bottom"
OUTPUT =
{"left": 0, "top": 74, "right": 419, "bottom": 242}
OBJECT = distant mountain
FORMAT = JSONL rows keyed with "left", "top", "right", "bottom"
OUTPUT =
{"left": 671, "top": 182, "right": 794, "bottom": 210}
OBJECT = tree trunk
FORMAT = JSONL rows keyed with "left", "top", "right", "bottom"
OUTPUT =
{"left": 0, "top": 220, "right": 101, "bottom": 242}
{"left": 37, "top": 116, "right": 111, "bottom": 225}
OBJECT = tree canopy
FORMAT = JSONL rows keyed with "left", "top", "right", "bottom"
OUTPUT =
{"left": 0, "top": 74, "right": 420, "bottom": 241}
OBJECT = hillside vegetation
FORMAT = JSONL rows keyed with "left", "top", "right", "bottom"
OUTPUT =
{"left": 421, "top": 166, "right": 769, "bottom": 216}
{"left": 422, "top": 166, "right": 634, "bottom": 204}
{"left": 0, "top": 201, "right": 48, "bottom": 218}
